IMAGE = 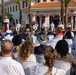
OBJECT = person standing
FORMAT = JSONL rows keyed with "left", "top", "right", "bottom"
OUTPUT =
{"left": 42, "top": 21, "right": 47, "bottom": 28}
{"left": 0, "top": 40, "right": 25, "bottom": 75}
{"left": 50, "top": 21, "right": 55, "bottom": 32}
{"left": 3, "top": 16, "right": 10, "bottom": 31}
{"left": 33, "top": 21, "right": 38, "bottom": 31}
{"left": 16, "top": 21, "right": 21, "bottom": 34}
{"left": 58, "top": 22, "right": 64, "bottom": 30}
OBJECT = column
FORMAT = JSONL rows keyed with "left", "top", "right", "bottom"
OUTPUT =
{"left": 45, "top": 16, "right": 50, "bottom": 29}
{"left": 41, "top": 0, "right": 43, "bottom": 2}
{"left": 71, "top": 14, "right": 74, "bottom": 30}
{"left": 59, "top": 16, "right": 61, "bottom": 22}
{"left": 47, "top": 0, "right": 50, "bottom": 2}
{"left": 40, "top": 16, "right": 42, "bottom": 31}
{"left": 45, "top": 16, "right": 49, "bottom": 24}
{"left": 75, "top": 16, "right": 76, "bottom": 28}
{"left": 25, "top": 14, "right": 29, "bottom": 24}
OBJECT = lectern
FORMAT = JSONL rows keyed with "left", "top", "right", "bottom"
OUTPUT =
{"left": 3, "top": 22, "right": 7, "bottom": 32}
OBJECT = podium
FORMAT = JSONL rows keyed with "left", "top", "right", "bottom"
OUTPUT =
{"left": 3, "top": 22, "right": 7, "bottom": 32}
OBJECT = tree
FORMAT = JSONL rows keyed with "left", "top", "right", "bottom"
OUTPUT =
{"left": 24, "top": 0, "right": 35, "bottom": 31}
{"left": 15, "top": 0, "right": 22, "bottom": 24}
{"left": 0, "top": 13, "right": 13, "bottom": 22}
{"left": 61, "top": 0, "right": 64, "bottom": 24}
{"left": 64, "top": 0, "right": 71, "bottom": 26}
{"left": 1, "top": 0, "right": 5, "bottom": 20}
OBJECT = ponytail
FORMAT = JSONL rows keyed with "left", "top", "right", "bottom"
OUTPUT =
{"left": 44, "top": 47, "right": 57, "bottom": 75}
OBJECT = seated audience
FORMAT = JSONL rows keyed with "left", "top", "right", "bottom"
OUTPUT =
{"left": 26, "top": 34, "right": 36, "bottom": 47}
{"left": 36, "top": 46, "right": 66, "bottom": 75}
{"left": 12, "top": 34, "right": 22, "bottom": 59}
{"left": 2, "top": 30, "right": 13, "bottom": 41}
{"left": 63, "top": 31, "right": 73, "bottom": 53}
{"left": 64, "top": 24, "right": 74, "bottom": 38}
{"left": 0, "top": 40, "right": 25, "bottom": 75}
{"left": 71, "top": 39, "right": 76, "bottom": 59}
{"left": 18, "top": 40, "right": 37, "bottom": 75}
{"left": 34, "top": 33, "right": 49, "bottom": 64}
{"left": 19, "top": 28, "right": 29, "bottom": 41}
{"left": 55, "top": 40, "right": 76, "bottom": 75}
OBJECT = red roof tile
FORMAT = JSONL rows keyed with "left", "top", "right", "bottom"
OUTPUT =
{"left": 22, "top": 1, "right": 76, "bottom": 11}
{"left": 31, "top": 2, "right": 61, "bottom": 8}
{"left": 31, "top": 1, "right": 76, "bottom": 8}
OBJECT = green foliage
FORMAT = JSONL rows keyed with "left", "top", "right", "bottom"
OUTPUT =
{"left": 64, "top": 0, "right": 71, "bottom": 4}
{"left": 0, "top": 15, "right": 2, "bottom": 22}
{"left": 24, "top": 0, "right": 35, "bottom": 4}
{"left": 15, "top": 0, "right": 22, "bottom": 3}
{"left": 5, "top": 13, "right": 13, "bottom": 22}
{"left": 0, "top": 13, "right": 13, "bottom": 22}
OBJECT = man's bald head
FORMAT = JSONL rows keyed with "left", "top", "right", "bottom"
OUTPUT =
{"left": 1, "top": 40, "right": 14, "bottom": 54}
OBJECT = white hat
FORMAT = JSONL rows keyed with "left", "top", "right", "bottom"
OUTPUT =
{"left": 38, "top": 34, "right": 49, "bottom": 45}
{"left": 3, "top": 35, "right": 13, "bottom": 41}
{"left": 6, "top": 30, "right": 12, "bottom": 33}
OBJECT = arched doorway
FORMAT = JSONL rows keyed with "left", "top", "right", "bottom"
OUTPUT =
{"left": 52, "top": 15, "right": 60, "bottom": 28}
{"left": 36, "top": 16, "right": 40, "bottom": 29}
{"left": 49, "top": 15, "right": 60, "bottom": 28}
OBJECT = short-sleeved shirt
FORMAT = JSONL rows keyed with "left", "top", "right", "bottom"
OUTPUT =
{"left": 0, "top": 56, "right": 25, "bottom": 75}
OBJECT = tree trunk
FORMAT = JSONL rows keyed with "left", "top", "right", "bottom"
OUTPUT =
{"left": 29, "top": 3, "right": 32, "bottom": 32}
{"left": 61, "top": 0, "right": 64, "bottom": 24}
{"left": 18, "top": 2, "right": 22, "bottom": 24}
{"left": 1, "top": 0, "right": 5, "bottom": 20}
{"left": 65, "top": 5, "right": 68, "bottom": 27}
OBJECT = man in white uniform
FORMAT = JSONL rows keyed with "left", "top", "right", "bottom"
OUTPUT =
{"left": 50, "top": 21, "right": 55, "bottom": 32}
{"left": 33, "top": 22, "right": 38, "bottom": 31}
{"left": 16, "top": 21, "right": 21, "bottom": 34}
{"left": 58, "top": 22, "right": 64, "bottom": 30}
{"left": 42, "top": 21, "right": 47, "bottom": 28}
{"left": 3, "top": 16, "right": 10, "bottom": 30}
{"left": 0, "top": 40, "right": 25, "bottom": 75}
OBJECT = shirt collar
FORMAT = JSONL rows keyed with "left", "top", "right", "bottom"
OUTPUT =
{"left": 0, "top": 56, "right": 12, "bottom": 60}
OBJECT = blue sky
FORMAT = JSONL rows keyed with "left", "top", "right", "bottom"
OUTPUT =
{"left": 0, "top": 0, "right": 9, "bottom": 3}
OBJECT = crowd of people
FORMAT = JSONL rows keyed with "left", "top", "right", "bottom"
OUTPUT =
{"left": 0, "top": 19, "right": 76, "bottom": 75}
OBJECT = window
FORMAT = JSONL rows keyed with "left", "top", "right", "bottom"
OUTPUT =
{"left": 13, "top": 6, "right": 14, "bottom": 12}
{"left": 10, "top": 7, "right": 12, "bottom": 12}
{"left": 5, "top": 8, "right": 7, "bottom": 13}
{"left": 16, "top": 5, "right": 17, "bottom": 11}
{"left": 26, "top": 2, "right": 28, "bottom": 7}
{"left": 8, "top": 7, "right": 9, "bottom": 13}
{"left": 22, "top": 1, "right": 25, "bottom": 8}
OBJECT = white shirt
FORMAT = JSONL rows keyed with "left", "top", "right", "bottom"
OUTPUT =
{"left": 54, "top": 60, "right": 71, "bottom": 75}
{"left": 3, "top": 34, "right": 13, "bottom": 41}
{"left": 42, "top": 23, "right": 47, "bottom": 28}
{"left": 20, "top": 54, "right": 37, "bottom": 69}
{"left": 4, "top": 19, "right": 10, "bottom": 24}
{"left": 0, "top": 56, "right": 25, "bottom": 75}
{"left": 16, "top": 23, "right": 21, "bottom": 31}
{"left": 51, "top": 23, "right": 54, "bottom": 28}
{"left": 33, "top": 23, "right": 38, "bottom": 30}
{"left": 36, "top": 64, "right": 66, "bottom": 75}
{"left": 58, "top": 24, "right": 64, "bottom": 30}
